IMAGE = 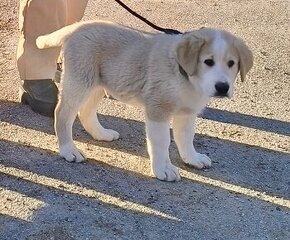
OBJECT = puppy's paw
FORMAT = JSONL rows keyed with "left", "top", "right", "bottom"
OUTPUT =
{"left": 182, "top": 153, "right": 211, "bottom": 169}
{"left": 94, "top": 129, "right": 120, "bottom": 142}
{"left": 152, "top": 161, "right": 181, "bottom": 182}
{"left": 60, "top": 144, "right": 86, "bottom": 163}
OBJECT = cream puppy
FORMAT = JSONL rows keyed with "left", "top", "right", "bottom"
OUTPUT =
{"left": 36, "top": 21, "right": 253, "bottom": 181}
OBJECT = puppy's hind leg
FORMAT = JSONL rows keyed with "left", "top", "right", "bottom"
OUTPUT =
{"left": 55, "top": 79, "right": 89, "bottom": 163}
{"left": 78, "top": 87, "right": 120, "bottom": 142}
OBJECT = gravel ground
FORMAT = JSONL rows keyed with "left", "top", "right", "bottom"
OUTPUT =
{"left": 0, "top": 0, "right": 289, "bottom": 239}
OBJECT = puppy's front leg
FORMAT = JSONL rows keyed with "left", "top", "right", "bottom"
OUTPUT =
{"left": 173, "top": 114, "right": 211, "bottom": 169}
{"left": 146, "top": 118, "right": 181, "bottom": 181}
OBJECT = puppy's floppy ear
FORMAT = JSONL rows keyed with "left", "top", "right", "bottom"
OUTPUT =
{"left": 234, "top": 38, "right": 253, "bottom": 82}
{"left": 176, "top": 35, "right": 205, "bottom": 76}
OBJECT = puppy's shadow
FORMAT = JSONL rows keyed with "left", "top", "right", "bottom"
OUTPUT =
{"left": 77, "top": 113, "right": 148, "bottom": 158}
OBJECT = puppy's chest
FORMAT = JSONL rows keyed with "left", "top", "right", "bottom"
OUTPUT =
{"left": 176, "top": 95, "right": 209, "bottom": 115}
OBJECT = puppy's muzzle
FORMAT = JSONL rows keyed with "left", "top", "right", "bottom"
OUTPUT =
{"left": 214, "top": 82, "right": 229, "bottom": 97}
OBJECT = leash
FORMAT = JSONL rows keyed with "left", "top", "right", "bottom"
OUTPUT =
{"left": 114, "top": 0, "right": 182, "bottom": 35}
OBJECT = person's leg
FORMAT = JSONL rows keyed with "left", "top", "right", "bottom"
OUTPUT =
{"left": 17, "top": 0, "right": 66, "bottom": 116}
{"left": 17, "top": 0, "right": 88, "bottom": 117}
{"left": 53, "top": 0, "right": 89, "bottom": 83}
{"left": 17, "top": 0, "right": 66, "bottom": 81}
{"left": 66, "top": 0, "right": 89, "bottom": 25}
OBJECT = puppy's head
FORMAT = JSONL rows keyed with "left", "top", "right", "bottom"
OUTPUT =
{"left": 176, "top": 28, "right": 253, "bottom": 98}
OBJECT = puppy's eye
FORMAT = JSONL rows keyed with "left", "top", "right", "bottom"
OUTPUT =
{"left": 204, "top": 59, "right": 215, "bottom": 67}
{"left": 228, "top": 60, "right": 235, "bottom": 68}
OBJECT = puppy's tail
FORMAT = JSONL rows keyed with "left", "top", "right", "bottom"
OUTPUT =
{"left": 36, "top": 23, "right": 82, "bottom": 49}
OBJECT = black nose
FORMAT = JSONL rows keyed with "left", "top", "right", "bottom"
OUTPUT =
{"left": 215, "top": 82, "right": 229, "bottom": 96}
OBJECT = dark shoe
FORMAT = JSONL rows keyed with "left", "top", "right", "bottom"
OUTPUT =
{"left": 19, "top": 79, "right": 58, "bottom": 117}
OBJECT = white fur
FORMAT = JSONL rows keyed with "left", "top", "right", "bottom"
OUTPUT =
{"left": 36, "top": 21, "right": 253, "bottom": 181}
{"left": 173, "top": 114, "right": 211, "bottom": 169}
{"left": 213, "top": 31, "right": 227, "bottom": 55}
{"left": 78, "top": 88, "right": 120, "bottom": 141}
{"left": 146, "top": 119, "right": 181, "bottom": 181}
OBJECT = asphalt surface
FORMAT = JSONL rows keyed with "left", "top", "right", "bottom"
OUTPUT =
{"left": 0, "top": 0, "right": 290, "bottom": 239}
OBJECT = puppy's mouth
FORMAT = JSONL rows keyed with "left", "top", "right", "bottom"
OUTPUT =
{"left": 213, "top": 92, "right": 230, "bottom": 98}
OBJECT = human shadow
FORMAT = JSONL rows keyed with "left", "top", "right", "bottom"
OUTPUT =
{"left": 0, "top": 139, "right": 183, "bottom": 238}
{"left": 1, "top": 131, "right": 290, "bottom": 239}
{"left": 1, "top": 99, "right": 289, "bottom": 200}
{"left": 0, "top": 214, "right": 30, "bottom": 239}
{"left": 202, "top": 107, "right": 290, "bottom": 137}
